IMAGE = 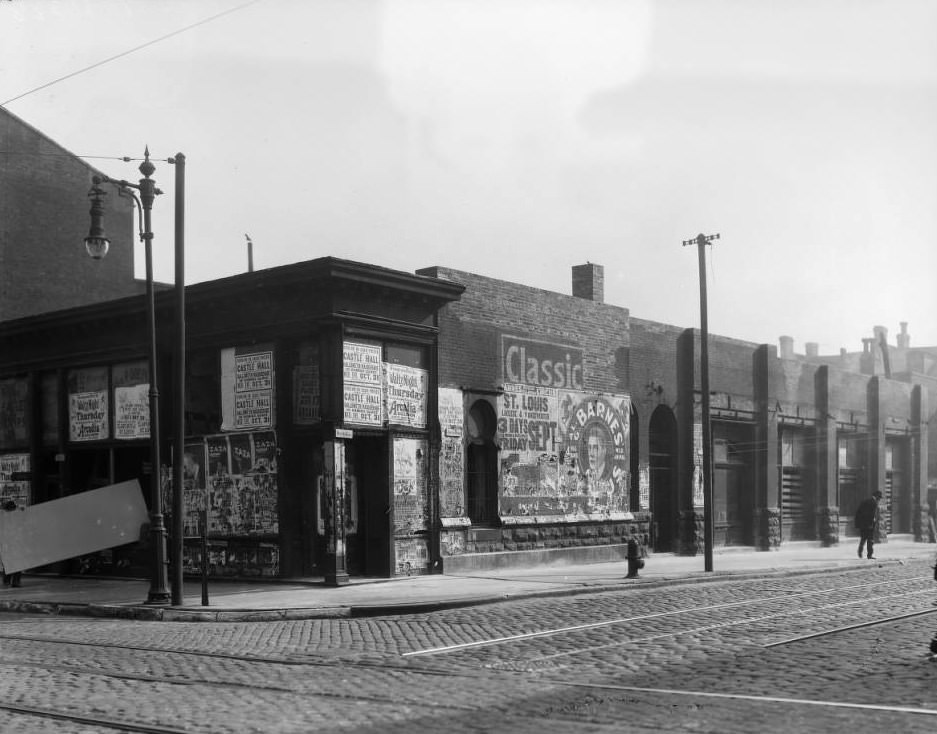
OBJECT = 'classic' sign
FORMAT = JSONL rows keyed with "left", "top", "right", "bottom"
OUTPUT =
{"left": 501, "top": 335, "right": 583, "bottom": 390}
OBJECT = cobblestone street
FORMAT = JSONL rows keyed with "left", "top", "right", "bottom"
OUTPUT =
{"left": 2, "top": 560, "right": 937, "bottom": 732}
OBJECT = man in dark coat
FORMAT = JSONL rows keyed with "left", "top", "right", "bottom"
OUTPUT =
{"left": 855, "top": 490, "right": 882, "bottom": 560}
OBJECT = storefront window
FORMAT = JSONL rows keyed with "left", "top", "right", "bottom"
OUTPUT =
{"left": 385, "top": 344, "right": 425, "bottom": 368}
{"left": 0, "top": 377, "right": 29, "bottom": 450}
{"left": 40, "top": 372, "right": 59, "bottom": 447}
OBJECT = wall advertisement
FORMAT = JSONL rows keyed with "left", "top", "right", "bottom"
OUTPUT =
{"left": 113, "top": 362, "right": 150, "bottom": 440}
{"left": 69, "top": 390, "right": 109, "bottom": 442}
{"left": 221, "top": 347, "right": 275, "bottom": 431}
{"left": 693, "top": 422, "right": 704, "bottom": 506}
{"left": 293, "top": 365, "right": 320, "bottom": 424}
{"left": 0, "top": 453, "right": 30, "bottom": 508}
{"left": 342, "top": 341, "right": 428, "bottom": 429}
{"left": 114, "top": 384, "right": 149, "bottom": 440}
{"left": 343, "top": 341, "right": 383, "bottom": 426}
{"left": 498, "top": 383, "right": 630, "bottom": 521}
{"left": 385, "top": 363, "right": 427, "bottom": 428}
{"left": 67, "top": 366, "right": 109, "bottom": 442}
{"left": 437, "top": 388, "right": 465, "bottom": 519}
{"left": 393, "top": 437, "right": 428, "bottom": 536}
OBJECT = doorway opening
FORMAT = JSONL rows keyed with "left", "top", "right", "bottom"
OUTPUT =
{"left": 649, "top": 405, "right": 677, "bottom": 552}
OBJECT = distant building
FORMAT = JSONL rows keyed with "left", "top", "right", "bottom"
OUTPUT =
{"left": 0, "top": 107, "right": 144, "bottom": 322}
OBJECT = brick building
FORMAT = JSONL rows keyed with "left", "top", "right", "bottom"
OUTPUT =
{"left": 418, "top": 263, "right": 930, "bottom": 571}
{"left": 0, "top": 255, "right": 930, "bottom": 579}
{"left": 0, "top": 110, "right": 931, "bottom": 579}
{"left": 0, "top": 108, "right": 144, "bottom": 322}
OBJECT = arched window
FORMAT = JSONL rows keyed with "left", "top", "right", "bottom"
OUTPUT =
{"left": 466, "top": 399, "right": 498, "bottom": 524}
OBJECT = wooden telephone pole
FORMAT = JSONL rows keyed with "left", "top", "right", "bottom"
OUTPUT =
{"left": 683, "top": 232, "right": 719, "bottom": 572}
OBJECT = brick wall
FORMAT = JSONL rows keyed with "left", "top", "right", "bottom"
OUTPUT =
{"left": 0, "top": 109, "right": 143, "bottom": 323}
{"left": 419, "top": 266, "right": 629, "bottom": 394}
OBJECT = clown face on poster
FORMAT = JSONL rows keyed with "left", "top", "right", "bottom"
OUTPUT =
{"left": 560, "top": 392, "right": 630, "bottom": 505}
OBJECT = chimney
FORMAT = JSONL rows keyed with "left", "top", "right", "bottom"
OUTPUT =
{"left": 779, "top": 335, "right": 794, "bottom": 360}
{"left": 572, "top": 263, "right": 604, "bottom": 303}
{"left": 805, "top": 342, "right": 818, "bottom": 358}
{"left": 897, "top": 321, "right": 910, "bottom": 349}
{"left": 860, "top": 338, "right": 876, "bottom": 375}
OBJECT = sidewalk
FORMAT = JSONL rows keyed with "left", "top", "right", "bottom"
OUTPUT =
{"left": 2, "top": 536, "right": 934, "bottom": 622}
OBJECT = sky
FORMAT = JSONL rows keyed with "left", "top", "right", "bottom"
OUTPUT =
{"left": 2, "top": 0, "right": 935, "bottom": 354}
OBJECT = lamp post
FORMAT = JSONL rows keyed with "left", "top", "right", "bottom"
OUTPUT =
{"left": 84, "top": 148, "right": 185, "bottom": 605}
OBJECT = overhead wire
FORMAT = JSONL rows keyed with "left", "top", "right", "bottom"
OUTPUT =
{"left": 0, "top": 0, "right": 262, "bottom": 108}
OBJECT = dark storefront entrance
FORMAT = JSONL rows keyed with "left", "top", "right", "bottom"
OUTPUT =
{"left": 346, "top": 436, "right": 392, "bottom": 576}
{"left": 649, "top": 406, "right": 678, "bottom": 552}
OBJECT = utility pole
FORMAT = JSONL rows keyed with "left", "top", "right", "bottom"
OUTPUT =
{"left": 683, "top": 232, "right": 719, "bottom": 572}
{"left": 245, "top": 234, "right": 254, "bottom": 272}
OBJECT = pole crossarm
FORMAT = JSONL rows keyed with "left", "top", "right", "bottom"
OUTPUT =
{"left": 682, "top": 232, "right": 720, "bottom": 248}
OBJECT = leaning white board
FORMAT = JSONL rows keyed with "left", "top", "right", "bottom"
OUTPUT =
{"left": 0, "top": 480, "right": 148, "bottom": 574}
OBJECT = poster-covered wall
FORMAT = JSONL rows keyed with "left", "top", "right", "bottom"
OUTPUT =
{"left": 172, "top": 430, "right": 279, "bottom": 577}
{"left": 438, "top": 388, "right": 465, "bottom": 519}
{"left": 393, "top": 437, "right": 428, "bottom": 536}
{"left": 498, "top": 384, "right": 631, "bottom": 521}
{"left": 393, "top": 437, "right": 429, "bottom": 574}
{"left": 0, "top": 453, "right": 30, "bottom": 507}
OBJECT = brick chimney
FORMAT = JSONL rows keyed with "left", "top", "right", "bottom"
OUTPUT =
{"left": 897, "top": 322, "right": 910, "bottom": 349}
{"left": 572, "top": 263, "right": 604, "bottom": 303}
{"left": 805, "top": 342, "right": 818, "bottom": 358}
{"left": 779, "top": 336, "right": 794, "bottom": 360}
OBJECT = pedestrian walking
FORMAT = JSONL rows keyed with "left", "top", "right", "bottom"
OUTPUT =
{"left": 855, "top": 490, "right": 882, "bottom": 560}
{"left": 1, "top": 499, "right": 22, "bottom": 588}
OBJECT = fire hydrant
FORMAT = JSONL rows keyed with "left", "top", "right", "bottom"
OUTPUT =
{"left": 626, "top": 538, "right": 645, "bottom": 579}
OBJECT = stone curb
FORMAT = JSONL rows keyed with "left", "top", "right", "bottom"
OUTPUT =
{"left": 0, "top": 558, "right": 910, "bottom": 623}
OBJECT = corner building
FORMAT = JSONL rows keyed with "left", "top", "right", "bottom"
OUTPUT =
{"left": 0, "top": 258, "right": 463, "bottom": 582}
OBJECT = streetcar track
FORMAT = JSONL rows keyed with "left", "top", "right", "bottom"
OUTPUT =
{"left": 0, "top": 702, "right": 197, "bottom": 734}
{"left": 557, "top": 681, "right": 937, "bottom": 717}
{"left": 403, "top": 575, "right": 933, "bottom": 657}
{"left": 0, "top": 657, "right": 297, "bottom": 692}
{"left": 764, "top": 607, "right": 937, "bottom": 647}
{"left": 0, "top": 630, "right": 481, "bottom": 681}
{"left": 523, "top": 588, "right": 937, "bottom": 664}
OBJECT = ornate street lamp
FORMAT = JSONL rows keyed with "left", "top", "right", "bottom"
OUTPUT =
{"left": 84, "top": 148, "right": 186, "bottom": 605}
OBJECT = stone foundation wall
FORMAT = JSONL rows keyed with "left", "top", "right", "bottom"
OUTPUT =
{"left": 454, "top": 513, "right": 651, "bottom": 556}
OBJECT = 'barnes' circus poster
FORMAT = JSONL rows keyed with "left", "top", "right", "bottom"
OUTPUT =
{"left": 498, "top": 385, "right": 630, "bottom": 521}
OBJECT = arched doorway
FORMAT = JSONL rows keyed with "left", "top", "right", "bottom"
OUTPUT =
{"left": 650, "top": 405, "right": 678, "bottom": 552}
{"left": 466, "top": 399, "right": 498, "bottom": 524}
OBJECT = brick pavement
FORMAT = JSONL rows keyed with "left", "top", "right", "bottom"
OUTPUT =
{"left": 2, "top": 556, "right": 936, "bottom": 733}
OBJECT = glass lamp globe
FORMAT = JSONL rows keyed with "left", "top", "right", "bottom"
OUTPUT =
{"left": 84, "top": 235, "right": 110, "bottom": 260}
